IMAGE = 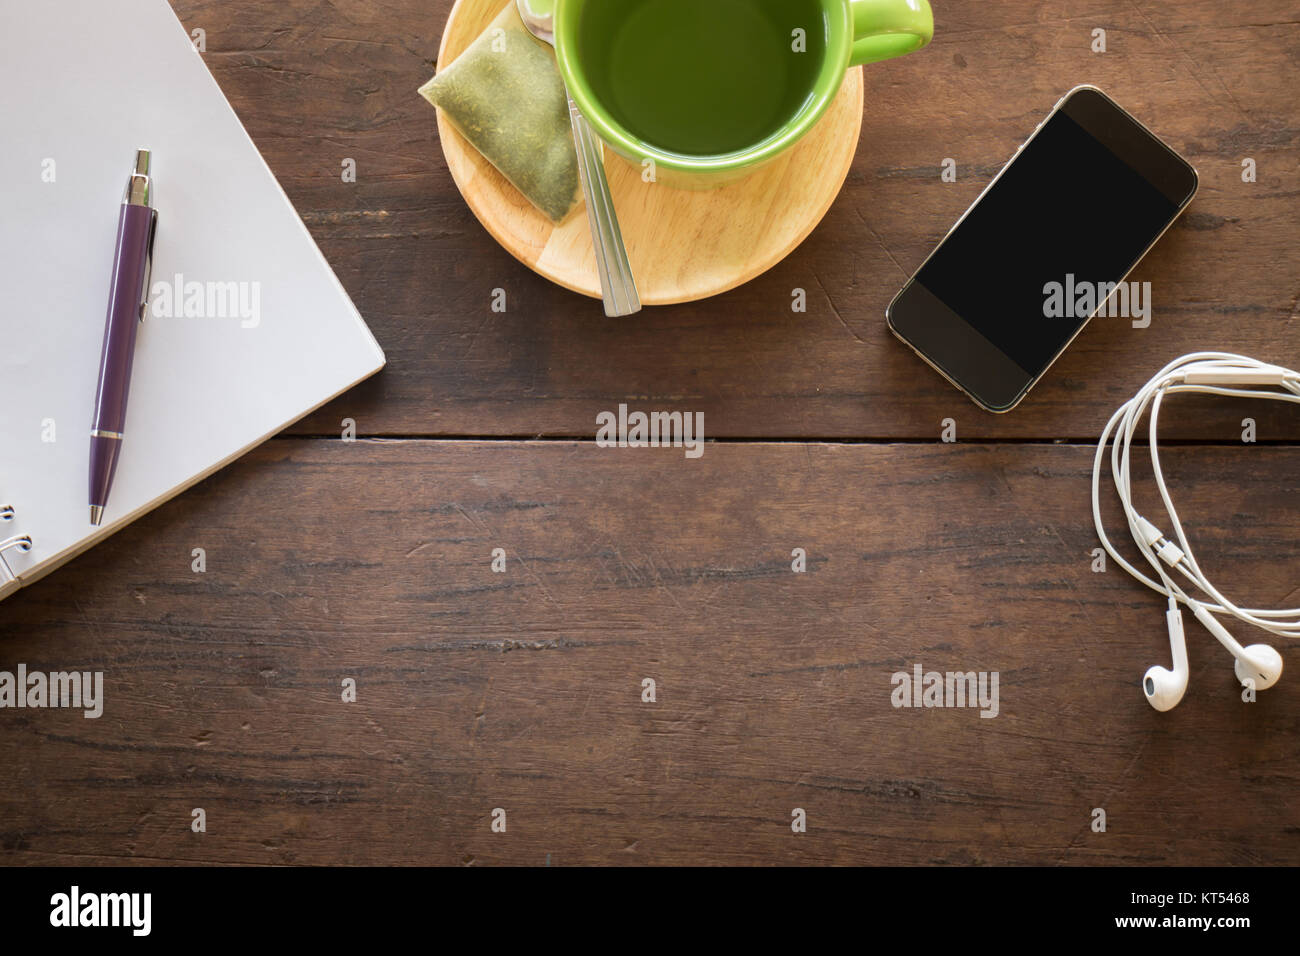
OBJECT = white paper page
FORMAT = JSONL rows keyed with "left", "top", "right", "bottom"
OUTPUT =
{"left": 0, "top": 0, "right": 385, "bottom": 596}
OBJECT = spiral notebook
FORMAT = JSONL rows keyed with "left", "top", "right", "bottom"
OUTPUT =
{"left": 0, "top": 0, "right": 385, "bottom": 601}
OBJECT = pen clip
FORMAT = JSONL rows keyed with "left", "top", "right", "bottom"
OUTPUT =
{"left": 138, "top": 209, "right": 157, "bottom": 323}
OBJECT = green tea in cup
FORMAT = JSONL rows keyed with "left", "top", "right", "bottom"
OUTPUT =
{"left": 580, "top": 0, "right": 827, "bottom": 156}
{"left": 553, "top": 0, "right": 934, "bottom": 184}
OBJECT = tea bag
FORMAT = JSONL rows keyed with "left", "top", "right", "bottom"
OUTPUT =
{"left": 420, "top": 3, "right": 581, "bottom": 223}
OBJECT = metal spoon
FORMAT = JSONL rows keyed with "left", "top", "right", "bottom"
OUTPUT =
{"left": 517, "top": 0, "right": 640, "bottom": 316}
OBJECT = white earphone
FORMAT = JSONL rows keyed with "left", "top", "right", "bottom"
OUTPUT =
{"left": 1093, "top": 352, "right": 1300, "bottom": 711}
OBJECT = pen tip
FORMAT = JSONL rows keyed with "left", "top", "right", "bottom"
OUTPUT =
{"left": 89, "top": 505, "right": 104, "bottom": 526}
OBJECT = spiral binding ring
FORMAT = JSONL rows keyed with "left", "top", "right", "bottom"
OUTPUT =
{"left": 0, "top": 534, "right": 32, "bottom": 552}
{"left": 0, "top": 533, "right": 33, "bottom": 588}
{"left": 1, "top": 504, "right": 13, "bottom": 521}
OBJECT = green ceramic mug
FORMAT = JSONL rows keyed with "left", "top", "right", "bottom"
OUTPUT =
{"left": 553, "top": 0, "right": 934, "bottom": 186}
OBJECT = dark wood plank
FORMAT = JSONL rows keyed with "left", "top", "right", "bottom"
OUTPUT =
{"left": 166, "top": 0, "right": 1300, "bottom": 440}
{"left": 2, "top": 441, "right": 1298, "bottom": 865}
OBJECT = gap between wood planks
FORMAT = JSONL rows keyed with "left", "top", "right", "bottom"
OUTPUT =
{"left": 265, "top": 434, "right": 1300, "bottom": 447}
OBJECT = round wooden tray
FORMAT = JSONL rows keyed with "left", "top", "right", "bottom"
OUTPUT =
{"left": 434, "top": 0, "right": 864, "bottom": 305}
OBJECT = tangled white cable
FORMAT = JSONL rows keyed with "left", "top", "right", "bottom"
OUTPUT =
{"left": 1093, "top": 351, "right": 1300, "bottom": 711}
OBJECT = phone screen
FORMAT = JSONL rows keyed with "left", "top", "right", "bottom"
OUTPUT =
{"left": 887, "top": 87, "right": 1198, "bottom": 411}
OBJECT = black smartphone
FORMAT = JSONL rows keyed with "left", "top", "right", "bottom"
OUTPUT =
{"left": 886, "top": 85, "right": 1198, "bottom": 412}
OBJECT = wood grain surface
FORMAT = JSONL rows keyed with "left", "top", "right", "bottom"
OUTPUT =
{"left": 145, "top": 0, "right": 1299, "bottom": 441}
{"left": 433, "top": 0, "right": 865, "bottom": 304}
{"left": 2, "top": 0, "right": 1299, "bottom": 867}
{"left": 3, "top": 441, "right": 1300, "bottom": 865}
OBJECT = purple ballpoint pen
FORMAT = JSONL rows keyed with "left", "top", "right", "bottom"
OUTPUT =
{"left": 89, "top": 148, "right": 157, "bottom": 526}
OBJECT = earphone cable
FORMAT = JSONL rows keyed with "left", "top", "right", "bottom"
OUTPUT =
{"left": 1093, "top": 352, "right": 1300, "bottom": 641}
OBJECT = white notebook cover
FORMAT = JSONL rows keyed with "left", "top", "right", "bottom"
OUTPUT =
{"left": 0, "top": 0, "right": 386, "bottom": 599}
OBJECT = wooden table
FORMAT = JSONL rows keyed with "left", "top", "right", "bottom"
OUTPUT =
{"left": 3, "top": 0, "right": 1298, "bottom": 866}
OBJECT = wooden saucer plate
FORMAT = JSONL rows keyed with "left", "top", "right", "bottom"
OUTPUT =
{"left": 433, "top": 0, "right": 864, "bottom": 305}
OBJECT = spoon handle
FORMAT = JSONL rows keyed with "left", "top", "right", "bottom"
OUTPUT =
{"left": 567, "top": 96, "right": 640, "bottom": 316}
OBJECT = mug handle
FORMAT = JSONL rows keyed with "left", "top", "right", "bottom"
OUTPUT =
{"left": 848, "top": 0, "right": 934, "bottom": 66}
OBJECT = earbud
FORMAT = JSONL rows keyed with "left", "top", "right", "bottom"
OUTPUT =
{"left": 1188, "top": 601, "right": 1284, "bottom": 696}
{"left": 1144, "top": 604, "right": 1189, "bottom": 712}
{"left": 1234, "top": 644, "right": 1283, "bottom": 691}
{"left": 1099, "top": 356, "right": 1300, "bottom": 712}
